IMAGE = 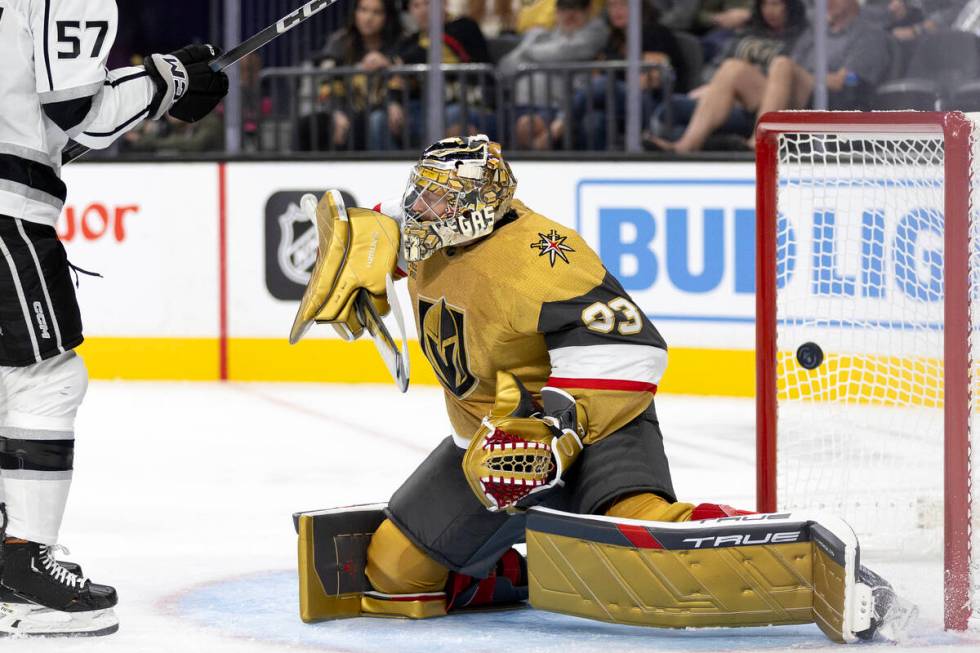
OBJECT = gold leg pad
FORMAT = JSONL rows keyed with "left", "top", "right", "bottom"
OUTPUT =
{"left": 297, "top": 516, "right": 367, "bottom": 622}
{"left": 527, "top": 529, "right": 815, "bottom": 629}
{"left": 294, "top": 505, "right": 387, "bottom": 623}
{"left": 604, "top": 493, "right": 695, "bottom": 522}
{"left": 812, "top": 543, "right": 848, "bottom": 642}
{"left": 365, "top": 519, "right": 449, "bottom": 594}
{"left": 360, "top": 592, "right": 448, "bottom": 619}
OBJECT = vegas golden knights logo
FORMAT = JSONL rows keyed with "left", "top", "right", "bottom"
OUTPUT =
{"left": 418, "top": 298, "right": 477, "bottom": 397}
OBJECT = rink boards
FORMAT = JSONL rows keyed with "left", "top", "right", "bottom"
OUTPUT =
{"left": 60, "top": 158, "right": 942, "bottom": 397}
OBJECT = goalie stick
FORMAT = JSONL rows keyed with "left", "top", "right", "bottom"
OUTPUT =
{"left": 61, "top": 0, "right": 341, "bottom": 165}
{"left": 354, "top": 276, "right": 411, "bottom": 393}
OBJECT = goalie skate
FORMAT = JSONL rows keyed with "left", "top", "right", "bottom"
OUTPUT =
{"left": 0, "top": 600, "right": 119, "bottom": 638}
{"left": 855, "top": 566, "right": 918, "bottom": 642}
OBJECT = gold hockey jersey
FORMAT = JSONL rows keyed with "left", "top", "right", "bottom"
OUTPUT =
{"left": 391, "top": 198, "right": 668, "bottom": 445}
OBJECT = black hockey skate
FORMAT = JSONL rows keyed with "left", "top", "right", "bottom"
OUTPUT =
{"left": 0, "top": 540, "right": 119, "bottom": 637}
{"left": 854, "top": 565, "right": 918, "bottom": 642}
{"left": 0, "top": 561, "right": 83, "bottom": 604}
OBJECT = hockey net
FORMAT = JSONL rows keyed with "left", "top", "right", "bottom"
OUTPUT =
{"left": 755, "top": 111, "right": 979, "bottom": 630}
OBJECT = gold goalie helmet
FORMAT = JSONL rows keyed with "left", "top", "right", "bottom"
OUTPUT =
{"left": 400, "top": 134, "right": 517, "bottom": 262}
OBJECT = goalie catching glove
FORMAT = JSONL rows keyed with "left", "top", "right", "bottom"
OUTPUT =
{"left": 288, "top": 191, "right": 410, "bottom": 391}
{"left": 463, "top": 372, "right": 586, "bottom": 512}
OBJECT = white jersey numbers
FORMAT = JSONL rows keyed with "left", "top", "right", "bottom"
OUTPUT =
{"left": 581, "top": 298, "right": 643, "bottom": 336}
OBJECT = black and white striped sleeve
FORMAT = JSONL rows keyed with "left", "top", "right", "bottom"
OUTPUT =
{"left": 537, "top": 270, "right": 669, "bottom": 444}
{"left": 30, "top": 0, "right": 156, "bottom": 149}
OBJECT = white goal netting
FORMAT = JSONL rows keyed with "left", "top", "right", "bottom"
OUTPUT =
{"left": 769, "top": 117, "right": 979, "bottom": 627}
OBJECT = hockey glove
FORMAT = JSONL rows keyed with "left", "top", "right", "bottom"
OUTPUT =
{"left": 463, "top": 372, "right": 584, "bottom": 512}
{"left": 289, "top": 191, "right": 402, "bottom": 344}
{"left": 145, "top": 44, "right": 229, "bottom": 122}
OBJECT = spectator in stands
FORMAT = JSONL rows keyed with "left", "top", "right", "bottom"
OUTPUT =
{"left": 240, "top": 53, "right": 273, "bottom": 152}
{"left": 889, "top": 0, "right": 966, "bottom": 39}
{"left": 652, "top": 0, "right": 806, "bottom": 151}
{"left": 780, "top": 0, "right": 892, "bottom": 110}
{"left": 122, "top": 113, "right": 224, "bottom": 154}
{"left": 296, "top": 0, "right": 403, "bottom": 150}
{"left": 876, "top": 0, "right": 924, "bottom": 68}
{"left": 906, "top": 0, "right": 980, "bottom": 39}
{"left": 498, "top": 0, "right": 608, "bottom": 149}
{"left": 514, "top": 0, "right": 605, "bottom": 32}
{"left": 886, "top": 1, "right": 926, "bottom": 31}
{"left": 371, "top": 0, "right": 492, "bottom": 149}
{"left": 653, "top": 0, "right": 698, "bottom": 30}
{"left": 695, "top": 0, "right": 754, "bottom": 62}
{"left": 469, "top": 0, "right": 518, "bottom": 36}
{"left": 652, "top": 0, "right": 887, "bottom": 153}
{"left": 551, "top": 0, "right": 685, "bottom": 149}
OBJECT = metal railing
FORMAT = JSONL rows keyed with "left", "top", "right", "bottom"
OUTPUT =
{"left": 257, "top": 63, "right": 498, "bottom": 153}
{"left": 211, "top": 0, "right": 349, "bottom": 67}
{"left": 506, "top": 61, "right": 673, "bottom": 151}
{"left": 254, "top": 61, "right": 672, "bottom": 153}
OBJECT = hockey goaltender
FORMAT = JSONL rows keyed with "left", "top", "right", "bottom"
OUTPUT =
{"left": 289, "top": 135, "right": 915, "bottom": 643}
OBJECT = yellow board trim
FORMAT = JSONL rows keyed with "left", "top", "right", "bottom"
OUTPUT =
{"left": 75, "top": 337, "right": 219, "bottom": 380}
{"left": 227, "top": 338, "right": 441, "bottom": 384}
{"left": 76, "top": 337, "right": 755, "bottom": 396}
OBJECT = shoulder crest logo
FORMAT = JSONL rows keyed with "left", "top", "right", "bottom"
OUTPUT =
{"left": 531, "top": 229, "right": 575, "bottom": 267}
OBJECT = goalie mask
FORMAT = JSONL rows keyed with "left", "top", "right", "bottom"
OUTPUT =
{"left": 400, "top": 135, "right": 517, "bottom": 262}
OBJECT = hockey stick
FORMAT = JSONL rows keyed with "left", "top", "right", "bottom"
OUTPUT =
{"left": 353, "top": 276, "right": 410, "bottom": 393}
{"left": 61, "top": 0, "right": 341, "bottom": 165}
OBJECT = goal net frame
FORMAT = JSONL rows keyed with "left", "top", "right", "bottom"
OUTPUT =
{"left": 754, "top": 110, "right": 973, "bottom": 631}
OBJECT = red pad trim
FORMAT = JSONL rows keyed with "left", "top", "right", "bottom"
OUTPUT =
{"left": 616, "top": 523, "right": 663, "bottom": 549}
{"left": 499, "top": 550, "right": 522, "bottom": 585}
{"left": 547, "top": 378, "right": 658, "bottom": 394}
{"left": 373, "top": 203, "right": 382, "bottom": 212}
{"left": 472, "top": 576, "right": 497, "bottom": 606}
{"left": 690, "top": 503, "right": 755, "bottom": 521}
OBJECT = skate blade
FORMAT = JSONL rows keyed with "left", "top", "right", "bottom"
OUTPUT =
{"left": 0, "top": 602, "right": 119, "bottom": 638}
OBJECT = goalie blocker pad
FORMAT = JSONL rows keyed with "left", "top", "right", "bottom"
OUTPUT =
{"left": 293, "top": 504, "right": 447, "bottom": 622}
{"left": 288, "top": 190, "right": 410, "bottom": 391}
{"left": 526, "top": 507, "right": 874, "bottom": 643}
{"left": 288, "top": 191, "right": 401, "bottom": 344}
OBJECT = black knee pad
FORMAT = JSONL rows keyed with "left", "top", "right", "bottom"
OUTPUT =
{"left": 0, "top": 437, "right": 74, "bottom": 472}
{"left": 387, "top": 437, "right": 526, "bottom": 578}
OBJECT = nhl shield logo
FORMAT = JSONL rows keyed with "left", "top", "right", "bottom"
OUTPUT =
{"left": 264, "top": 190, "right": 357, "bottom": 300}
{"left": 277, "top": 201, "right": 317, "bottom": 285}
{"left": 418, "top": 297, "right": 478, "bottom": 398}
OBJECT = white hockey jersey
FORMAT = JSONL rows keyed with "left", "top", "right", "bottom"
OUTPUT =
{"left": 0, "top": 0, "right": 157, "bottom": 226}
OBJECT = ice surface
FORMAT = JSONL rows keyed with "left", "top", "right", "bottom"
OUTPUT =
{"left": 5, "top": 382, "right": 978, "bottom": 652}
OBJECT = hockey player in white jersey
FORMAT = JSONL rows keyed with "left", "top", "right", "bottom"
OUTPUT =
{"left": 0, "top": 0, "right": 228, "bottom": 637}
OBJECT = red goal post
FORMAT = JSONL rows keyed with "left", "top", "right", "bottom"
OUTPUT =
{"left": 755, "top": 111, "right": 975, "bottom": 631}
